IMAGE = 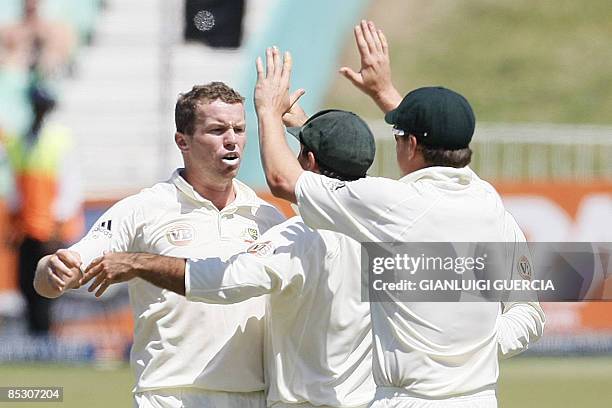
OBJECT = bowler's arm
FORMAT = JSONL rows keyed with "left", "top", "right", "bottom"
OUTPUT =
{"left": 37, "top": 195, "right": 140, "bottom": 298}
{"left": 82, "top": 251, "right": 288, "bottom": 303}
{"left": 81, "top": 253, "right": 186, "bottom": 297}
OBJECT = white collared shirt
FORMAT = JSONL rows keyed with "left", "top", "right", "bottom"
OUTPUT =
{"left": 70, "top": 169, "right": 285, "bottom": 393}
{"left": 295, "top": 166, "right": 544, "bottom": 398}
{"left": 186, "top": 216, "right": 375, "bottom": 407}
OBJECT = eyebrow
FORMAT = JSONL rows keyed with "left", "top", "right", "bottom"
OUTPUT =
{"left": 203, "top": 121, "right": 246, "bottom": 127}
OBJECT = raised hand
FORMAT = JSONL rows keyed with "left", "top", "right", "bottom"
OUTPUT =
{"left": 254, "top": 47, "right": 294, "bottom": 117}
{"left": 254, "top": 46, "right": 304, "bottom": 203}
{"left": 282, "top": 88, "right": 308, "bottom": 128}
{"left": 339, "top": 20, "right": 402, "bottom": 113}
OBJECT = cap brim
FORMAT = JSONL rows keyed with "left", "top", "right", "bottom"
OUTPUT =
{"left": 384, "top": 109, "right": 397, "bottom": 125}
{"left": 286, "top": 126, "right": 301, "bottom": 140}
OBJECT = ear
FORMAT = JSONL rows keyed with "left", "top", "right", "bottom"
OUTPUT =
{"left": 306, "top": 151, "right": 319, "bottom": 172}
{"left": 175, "top": 132, "right": 190, "bottom": 152}
{"left": 407, "top": 135, "right": 418, "bottom": 160}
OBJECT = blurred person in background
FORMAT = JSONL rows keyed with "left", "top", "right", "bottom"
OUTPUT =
{"left": 0, "top": 0, "right": 76, "bottom": 77}
{"left": 4, "top": 82, "right": 83, "bottom": 336}
{"left": 0, "top": 127, "right": 17, "bottom": 302}
{"left": 0, "top": 0, "right": 79, "bottom": 162}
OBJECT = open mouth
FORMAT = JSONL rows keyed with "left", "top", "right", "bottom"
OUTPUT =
{"left": 221, "top": 153, "right": 240, "bottom": 165}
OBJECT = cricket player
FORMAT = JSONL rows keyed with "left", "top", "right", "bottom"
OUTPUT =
{"left": 251, "top": 22, "right": 545, "bottom": 408}
{"left": 77, "top": 108, "right": 378, "bottom": 408}
{"left": 33, "top": 82, "right": 285, "bottom": 408}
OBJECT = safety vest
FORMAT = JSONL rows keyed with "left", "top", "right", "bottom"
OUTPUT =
{"left": 6, "top": 124, "right": 83, "bottom": 242}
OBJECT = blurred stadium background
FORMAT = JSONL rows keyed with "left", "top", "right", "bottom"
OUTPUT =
{"left": 0, "top": 0, "right": 611, "bottom": 407}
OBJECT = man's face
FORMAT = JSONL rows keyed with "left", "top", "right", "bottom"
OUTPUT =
{"left": 181, "top": 100, "right": 246, "bottom": 182}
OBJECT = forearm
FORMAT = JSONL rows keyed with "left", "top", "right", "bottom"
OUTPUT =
{"left": 497, "top": 302, "right": 546, "bottom": 359}
{"left": 258, "top": 111, "right": 303, "bottom": 202}
{"left": 187, "top": 257, "right": 279, "bottom": 304}
{"left": 371, "top": 87, "right": 403, "bottom": 113}
{"left": 132, "top": 253, "right": 187, "bottom": 295}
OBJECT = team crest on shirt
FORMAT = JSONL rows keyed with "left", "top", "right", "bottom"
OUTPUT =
{"left": 166, "top": 223, "right": 195, "bottom": 246}
{"left": 240, "top": 227, "right": 260, "bottom": 243}
{"left": 518, "top": 256, "right": 533, "bottom": 281}
{"left": 246, "top": 241, "right": 274, "bottom": 257}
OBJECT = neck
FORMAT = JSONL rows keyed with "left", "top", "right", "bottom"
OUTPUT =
{"left": 400, "top": 158, "right": 428, "bottom": 177}
{"left": 182, "top": 169, "right": 236, "bottom": 210}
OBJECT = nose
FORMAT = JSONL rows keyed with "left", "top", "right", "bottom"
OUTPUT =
{"left": 224, "top": 129, "right": 237, "bottom": 150}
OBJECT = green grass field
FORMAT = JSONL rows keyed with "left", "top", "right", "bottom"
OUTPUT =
{"left": 326, "top": 0, "right": 612, "bottom": 125}
{"left": 1, "top": 357, "right": 611, "bottom": 407}
{"left": 498, "top": 357, "right": 612, "bottom": 407}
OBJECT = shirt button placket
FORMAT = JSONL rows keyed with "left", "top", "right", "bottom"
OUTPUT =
{"left": 219, "top": 209, "right": 235, "bottom": 239}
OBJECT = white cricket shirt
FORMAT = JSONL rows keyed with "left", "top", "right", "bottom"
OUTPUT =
{"left": 70, "top": 170, "right": 285, "bottom": 392}
{"left": 186, "top": 217, "right": 376, "bottom": 407}
{"left": 295, "top": 166, "right": 544, "bottom": 399}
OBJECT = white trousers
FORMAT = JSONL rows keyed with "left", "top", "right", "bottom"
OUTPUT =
{"left": 134, "top": 388, "right": 265, "bottom": 408}
{"left": 369, "top": 388, "right": 496, "bottom": 408}
{"left": 270, "top": 402, "right": 369, "bottom": 408}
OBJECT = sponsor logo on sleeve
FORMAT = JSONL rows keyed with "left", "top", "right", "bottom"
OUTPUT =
{"left": 518, "top": 255, "right": 533, "bottom": 281}
{"left": 246, "top": 241, "right": 274, "bottom": 257}
{"left": 87, "top": 219, "right": 113, "bottom": 240}
{"left": 166, "top": 223, "right": 195, "bottom": 246}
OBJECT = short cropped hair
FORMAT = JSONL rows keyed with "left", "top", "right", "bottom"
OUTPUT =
{"left": 299, "top": 147, "right": 364, "bottom": 181}
{"left": 418, "top": 144, "right": 472, "bottom": 168}
{"left": 175, "top": 82, "right": 244, "bottom": 135}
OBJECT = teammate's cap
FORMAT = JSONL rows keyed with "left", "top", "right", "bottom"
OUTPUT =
{"left": 385, "top": 86, "right": 476, "bottom": 149}
{"left": 287, "top": 109, "right": 376, "bottom": 179}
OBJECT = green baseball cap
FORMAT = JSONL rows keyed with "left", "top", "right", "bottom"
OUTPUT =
{"left": 287, "top": 109, "right": 376, "bottom": 180}
{"left": 385, "top": 87, "right": 476, "bottom": 149}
